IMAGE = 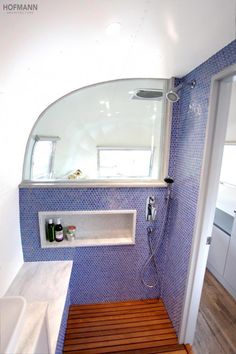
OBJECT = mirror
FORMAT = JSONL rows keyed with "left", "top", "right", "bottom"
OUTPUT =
{"left": 23, "top": 78, "right": 170, "bottom": 185}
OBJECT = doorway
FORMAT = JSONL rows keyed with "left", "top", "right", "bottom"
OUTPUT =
{"left": 179, "top": 64, "right": 236, "bottom": 346}
{"left": 193, "top": 269, "right": 236, "bottom": 353}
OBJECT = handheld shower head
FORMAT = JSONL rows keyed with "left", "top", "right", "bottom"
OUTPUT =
{"left": 164, "top": 176, "right": 174, "bottom": 184}
{"left": 164, "top": 176, "right": 174, "bottom": 200}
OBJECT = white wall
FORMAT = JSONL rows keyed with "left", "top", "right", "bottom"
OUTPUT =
{"left": 0, "top": 93, "right": 24, "bottom": 295}
{"left": 226, "top": 81, "right": 236, "bottom": 142}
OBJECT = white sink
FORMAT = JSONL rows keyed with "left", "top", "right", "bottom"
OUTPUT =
{"left": 0, "top": 296, "right": 26, "bottom": 354}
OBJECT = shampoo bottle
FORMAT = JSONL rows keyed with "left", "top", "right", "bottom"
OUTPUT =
{"left": 55, "top": 218, "right": 64, "bottom": 242}
{"left": 47, "top": 219, "right": 55, "bottom": 242}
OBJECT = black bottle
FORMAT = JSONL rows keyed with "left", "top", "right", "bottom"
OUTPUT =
{"left": 47, "top": 219, "right": 55, "bottom": 242}
{"left": 55, "top": 218, "right": 64, "bottom": 242}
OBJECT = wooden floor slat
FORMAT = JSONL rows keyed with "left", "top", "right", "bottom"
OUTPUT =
{"left": 64, "top": 333, "right": 178, "bottom": 351}
{"left": 64, "top": 329, "right": 176, "bottom": 346}
{"left": 64, "top": 338, "right": 179, "bottom": 354}
{"left": 113, "top": 344, "right": 187, "bottom": 354}
{"left": 63, "top": 299, "right": 189, "bottom": 354}
{"left": 65, "top": 323, "right": 173, "bottom": 340}
{"left": 66, "top": 318, "right": 172, "bottom": 334}
{"left": 70, "top": 302, "right": 164, "bottom": 313}
{"left": 69, "top": 305, "right": 165, "bottom": 317}
{"left": 68, "top": 315, "right": 169, "bottom": 329}
{"left": 68, "top": 311, "right": 168, "bottom": 324}
{"left": 70, "top": 298, "right": 162, "bottom": 310}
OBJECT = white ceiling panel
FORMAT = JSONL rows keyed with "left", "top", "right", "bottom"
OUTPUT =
{"left": 0, "top": 0, "right": 235, "bottom": 90}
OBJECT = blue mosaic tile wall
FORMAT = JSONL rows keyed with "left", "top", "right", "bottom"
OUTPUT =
{"left": 160, "top": 39, "right": 236, "bottom": 334}
{"left": 19, "top": 187, "right": 168, "bottom": 303}
{"left": 55, "top": 287, "right": 70, "bottom": 354}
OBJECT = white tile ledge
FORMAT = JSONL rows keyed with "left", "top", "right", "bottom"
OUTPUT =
{"left": 19, "top": 181, "right": 167, "bottom": 188}
{"left": 6, "top": 261, "right": 73, "bottom": 354}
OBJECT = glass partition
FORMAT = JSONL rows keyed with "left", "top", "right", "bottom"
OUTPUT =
{"left": 23, "top": 78, "right": 171, "bottom": 185}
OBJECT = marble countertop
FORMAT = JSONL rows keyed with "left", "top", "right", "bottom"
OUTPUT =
{"left": 6, "top": 261, "right": 73, "bottom": 354}
{"left": 214, "top": 208, "right": 234, "bottom": 236}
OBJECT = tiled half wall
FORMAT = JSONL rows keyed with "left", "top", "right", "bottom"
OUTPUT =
{"left": 19, "top": 187, "right": 167, "bottom": 304}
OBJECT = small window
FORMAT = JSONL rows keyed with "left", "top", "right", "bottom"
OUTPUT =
{"left": 97, "top": 147, "right": 153, "bottom": 178}
{"left": 220, "top": 144, "right": 236, "bottom": 186}
{"left": 31, "top": 136, "right": 59, "bottom": 180}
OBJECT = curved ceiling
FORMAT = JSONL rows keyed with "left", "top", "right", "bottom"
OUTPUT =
{"left": 0, "top": 0, "right": 235, "bottom": 92}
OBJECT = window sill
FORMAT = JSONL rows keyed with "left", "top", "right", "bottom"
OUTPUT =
{"left": 19, "top": 179, "right": 167, "bottom": 188}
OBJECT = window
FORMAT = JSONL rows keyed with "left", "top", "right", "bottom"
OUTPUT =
{"left": 23, "top": 79, "right": 171, "bottom": 185}
{"left": 31, "top": 136, "right": 59, "bottom": 180}
{"left": 220, "top": 144, "right": 236, "bottom": 186}
{"left": 97, "top": 147, "right": 153, "bottom": 178}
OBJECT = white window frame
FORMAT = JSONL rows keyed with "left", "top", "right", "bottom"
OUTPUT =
{"left": 30, "top": 135, "right": 60, "bottom": 180}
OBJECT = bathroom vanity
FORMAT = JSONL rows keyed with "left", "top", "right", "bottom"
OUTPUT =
{"left": 6, "top": 261, "right": 72, "bottom": 354}
{"left": 207, "top": 208, "right": 236, "bottom": 299}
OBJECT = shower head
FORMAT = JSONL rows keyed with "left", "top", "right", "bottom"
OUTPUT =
{"left": 166, "top": 90, "right": 181, "bottom": 103}
{"left": 164, "top": 176, "right": 174, "bottom": 184}
{"left": 166, "top": 80, "right": 196, "bottom": 103}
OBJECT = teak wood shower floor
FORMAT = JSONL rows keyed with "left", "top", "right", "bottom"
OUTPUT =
{"left": 63, "top": 299, "right": 191, "bottom": 354}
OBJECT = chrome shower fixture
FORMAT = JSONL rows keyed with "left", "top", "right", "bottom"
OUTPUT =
{"left": 164, "top": 176, "right": 174, "bottom": 184}
{"left": 131, "top": 89, "right": 163, "bottom": 101}
{"left": 146, "top": 196, "right": 157, "bottom": 221}
{"left": 166, "top": 79, "right": 196, "bottom": 103}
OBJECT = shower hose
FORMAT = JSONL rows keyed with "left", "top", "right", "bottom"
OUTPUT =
{"left": 140, "top": 196, "right": 171, "bottom": 288}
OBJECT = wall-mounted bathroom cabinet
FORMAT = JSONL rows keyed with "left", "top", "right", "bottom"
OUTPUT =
{"left": 38, "top": 210, "right": 136, "bottom": 248}
{"left": 207, "top": 225, "right": 230, "bottom": 276}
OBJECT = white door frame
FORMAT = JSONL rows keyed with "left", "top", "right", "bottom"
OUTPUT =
{"left": 179, "top": 63, "right": 236, "bottom": 344}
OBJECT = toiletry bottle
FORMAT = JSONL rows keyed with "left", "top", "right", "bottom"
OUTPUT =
{"left": 55, "top": 218, "right": 64, "bottom": 242}
{"left": 66, "top": 225, "right": 76, "bottom": 241}
{"left": 46, "top": 222, "right": 49, "bottom": 241}
{"left": 47, "top": 219, "right": 55, "bottom": 242}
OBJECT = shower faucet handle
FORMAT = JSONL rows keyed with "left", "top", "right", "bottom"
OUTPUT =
{"left": 151, "top": 207, "right": 157, "bottom": 221}
{"left": 146, "top": 196, "right": 157, "bottom": 221}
